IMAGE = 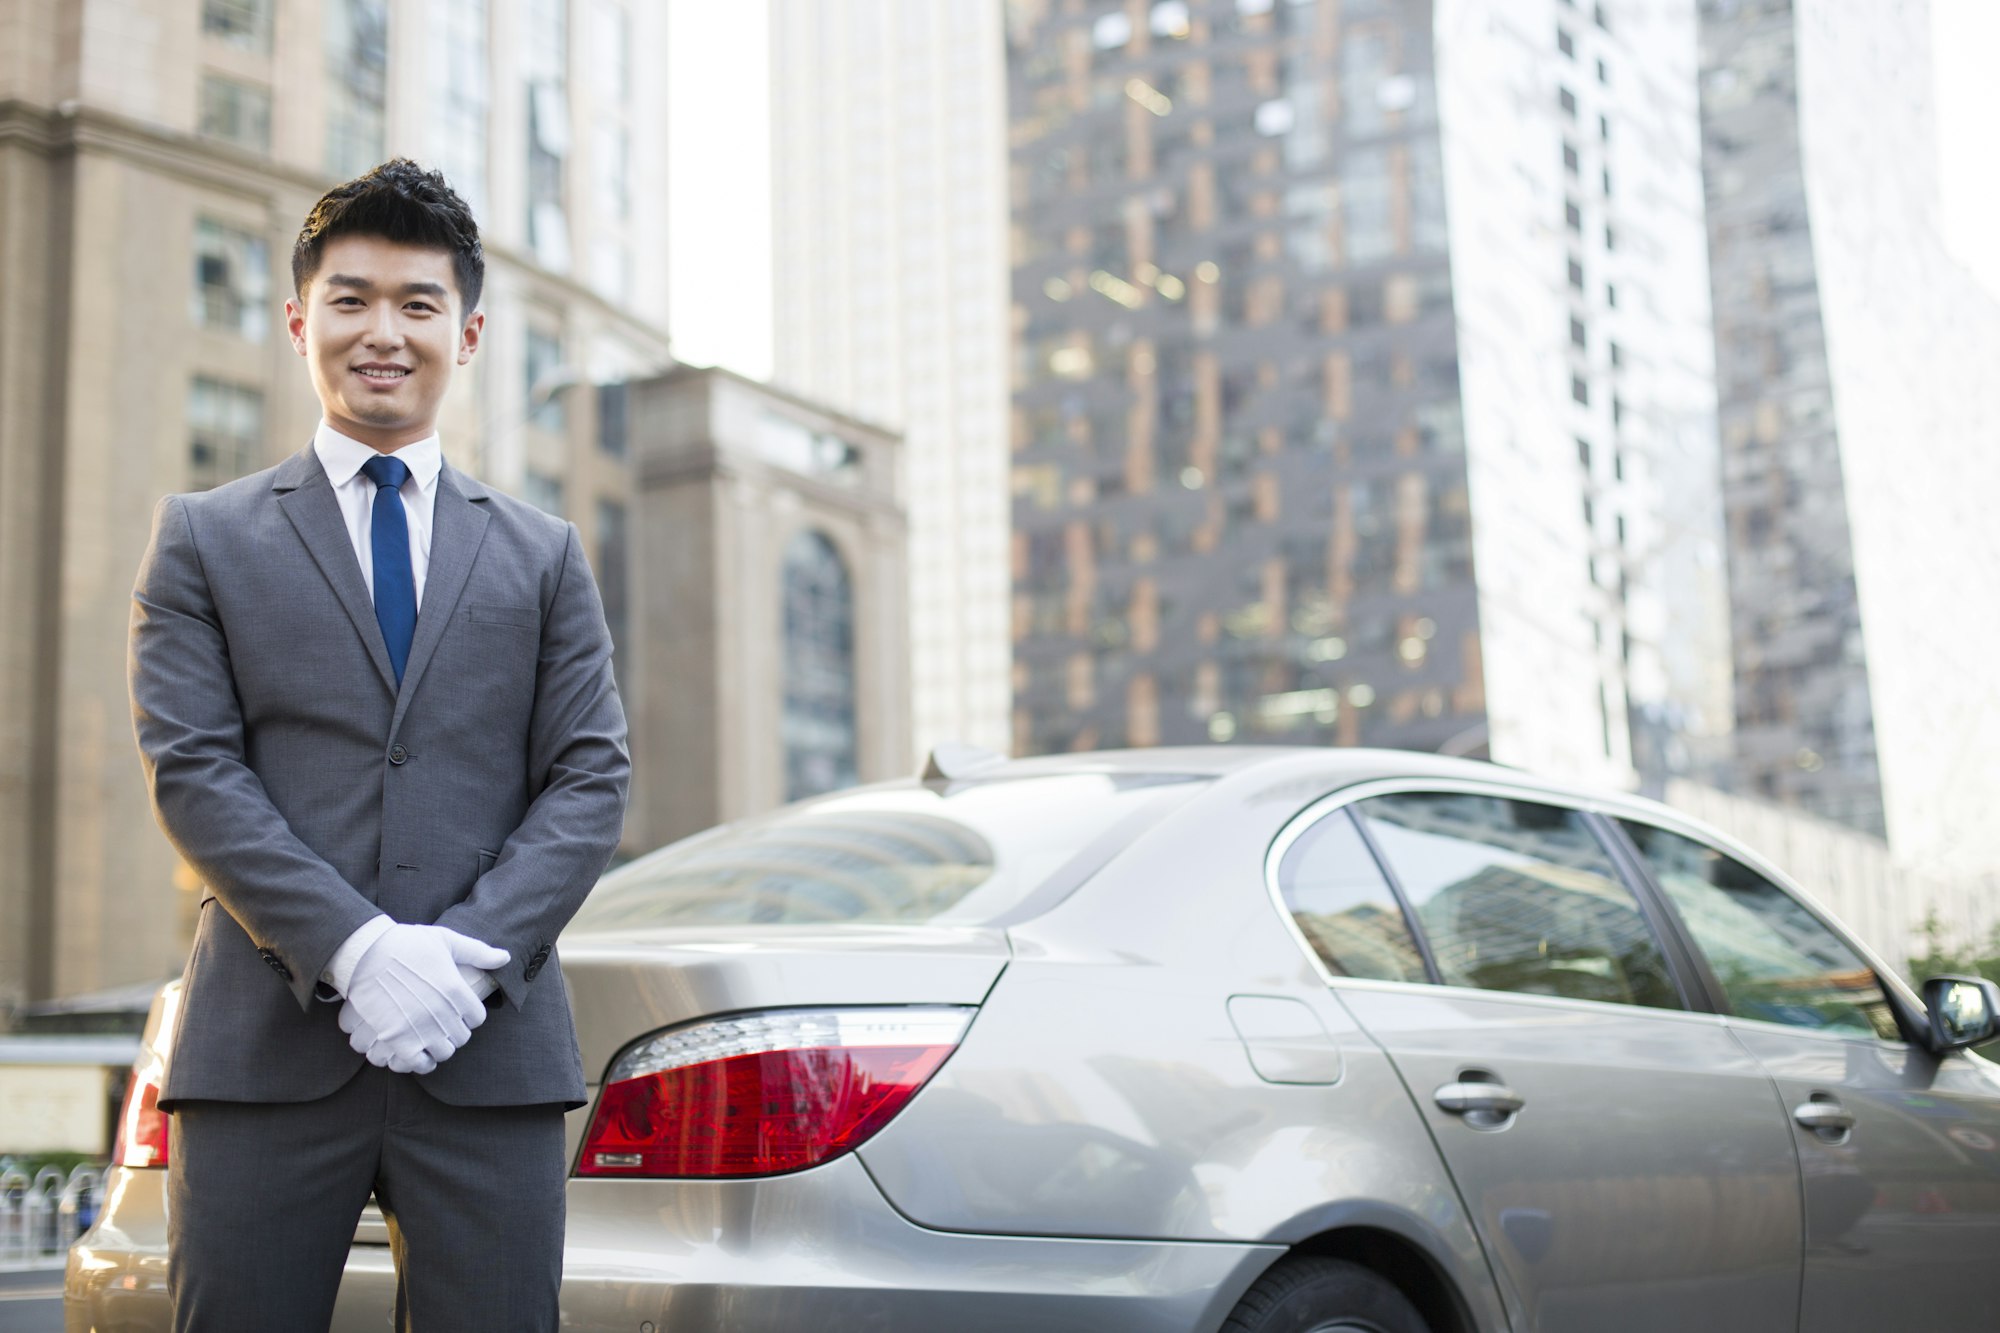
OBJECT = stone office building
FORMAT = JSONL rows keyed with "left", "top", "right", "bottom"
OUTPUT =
{"left": 620, "top": 365, "right": 912, "bottom": 852}
{"left": 0, "top": 0, "right": 672, "bottom": 1012}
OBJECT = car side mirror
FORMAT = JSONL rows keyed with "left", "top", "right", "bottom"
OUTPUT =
{"left": 1921, "top": 975, "right": 2000, "bottom": 1053}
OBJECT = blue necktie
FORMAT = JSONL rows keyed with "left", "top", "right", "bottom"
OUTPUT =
{"left": 360, "top": 455, "right": 416, "bottom": 685}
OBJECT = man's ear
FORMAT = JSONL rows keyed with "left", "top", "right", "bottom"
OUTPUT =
{"left": 457, "top": 310, "right": 484, "bottom": 366}
{"left": 286, "top": 297, "right": 309, "bottom": 356}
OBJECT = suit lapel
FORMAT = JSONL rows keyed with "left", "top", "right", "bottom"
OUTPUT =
{"left": 273, "top": 446, "right": 399, "bottom": 694}
{"left": 389, "top": 463, "right": 491, "bottom": 739}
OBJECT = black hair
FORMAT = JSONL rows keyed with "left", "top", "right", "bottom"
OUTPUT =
{"left": 291, "top": 158, "right": 484, "bottom": 315}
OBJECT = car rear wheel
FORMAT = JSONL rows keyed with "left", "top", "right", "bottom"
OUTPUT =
{"left": 1220, "top": 1257, "right": 1432, "bottom": 1333}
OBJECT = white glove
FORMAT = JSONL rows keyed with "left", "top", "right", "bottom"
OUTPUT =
{"left": 337, "top": 924, "right": 510, "bottom": 1075}
{"left": 458, "top": 963, "right": 501, "bottom": 1000}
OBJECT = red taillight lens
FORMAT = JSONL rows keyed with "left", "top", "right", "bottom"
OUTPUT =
{"left": 113, "top": 1065, "right": 170, "bottom": 1169}
{"left": 578, "top": 1007, "right": 973, "bottom": 1178}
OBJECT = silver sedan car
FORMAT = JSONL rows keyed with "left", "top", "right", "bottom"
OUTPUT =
{"left": 68, "top": 746, "right": 2000, "bottom": 1331}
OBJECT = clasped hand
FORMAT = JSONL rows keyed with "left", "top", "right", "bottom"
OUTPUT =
{"left": 337, "top": 924, "right": 510, "bottom": 1075}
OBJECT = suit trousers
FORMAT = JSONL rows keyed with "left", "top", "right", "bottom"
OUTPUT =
{"left": 167, "top": 1062, "right": 567, "bottom": 1332}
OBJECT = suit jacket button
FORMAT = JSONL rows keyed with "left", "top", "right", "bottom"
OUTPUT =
{"left": 524, "top": 960, "right": 542, "bottom": 981}
{"left": 388, "top": 744, "right": 408, "bottom": 765}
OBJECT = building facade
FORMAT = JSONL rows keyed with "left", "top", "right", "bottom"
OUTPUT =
{"left": 1006, "top": 0, "right": 1726, "bottom": 787}
{"left": 770, "top": 0, "right": 1014, "bottom": 761}
{"left": 1697, "top": 0, "right": 2000, "bottom": 874}
{"left": 0, "top": 0, "right": 671, "bottom": 1012}
{"left": 622, "top": 366, "right": 911, "bottom": 850}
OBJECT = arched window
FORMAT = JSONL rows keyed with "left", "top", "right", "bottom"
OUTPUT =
{"left": 781, "top": 530, "right": 858, "bottom": 800}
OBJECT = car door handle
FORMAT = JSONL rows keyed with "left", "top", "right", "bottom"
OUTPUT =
{"left": 1434, "top": 1081, "right": 1526, "bottom": 1116}
{"left": 1793, "top": 1099, "right": 1856, "bottom": 1133}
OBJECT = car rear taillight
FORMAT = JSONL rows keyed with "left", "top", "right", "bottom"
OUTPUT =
{"left": 578, "top": 1006, "right": 974, "bottom": 1178}
{"left": 113, "top": 1063, "right": 169, "bottom": 1169}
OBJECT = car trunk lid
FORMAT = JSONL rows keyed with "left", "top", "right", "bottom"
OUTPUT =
{"left": 558, "top": 923, "right": 1012, "bottom": 1084}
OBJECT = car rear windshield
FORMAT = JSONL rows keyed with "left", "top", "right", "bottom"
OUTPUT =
{"left": 571, "top": 771, "right": 1207, "bottom": 930}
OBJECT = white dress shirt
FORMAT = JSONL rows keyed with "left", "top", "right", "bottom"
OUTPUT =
{"left": 312, "top": 420, "right": 441, "bottom": 608}
{"left": 311, "top": 422, "right": 499, "bottom": 1002}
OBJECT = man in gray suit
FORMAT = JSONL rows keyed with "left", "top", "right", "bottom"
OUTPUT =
{"left": 128, "top": 159, "right": 628, "bottom": 1331}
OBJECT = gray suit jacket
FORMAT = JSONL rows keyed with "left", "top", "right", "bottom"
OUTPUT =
{"left": 129, "top": 444, "right": 629, "bottom": 1110}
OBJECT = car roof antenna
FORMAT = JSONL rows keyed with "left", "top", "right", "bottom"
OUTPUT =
{"left": 921, "top": 742, "right": 1008, "bottom": 784}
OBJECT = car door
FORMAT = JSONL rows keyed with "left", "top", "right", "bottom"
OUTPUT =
{"left": 1274, "top": 786, "right": 1802, "bottom": 1333}
{"left": 1614, "top": 818, "right": 2000, "bottom": 1333}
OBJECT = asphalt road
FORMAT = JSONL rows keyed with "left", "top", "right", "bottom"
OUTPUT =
{"left": 0, "top": 1269, "right": 62, "bottom": 1333}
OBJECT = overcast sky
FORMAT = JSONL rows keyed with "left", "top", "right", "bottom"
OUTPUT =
{"left": 666, "top": 0, "right": 2000, "bottom": 379}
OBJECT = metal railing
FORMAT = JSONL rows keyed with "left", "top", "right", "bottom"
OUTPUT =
{"left": 0, "top": 1164, "right": 101, "bottom": 1270}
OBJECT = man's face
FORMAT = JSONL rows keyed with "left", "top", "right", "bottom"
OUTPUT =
{"left": 286, "top": 233, "right": 483, "bottom": 452}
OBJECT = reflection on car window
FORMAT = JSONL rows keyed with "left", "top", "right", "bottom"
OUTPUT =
{"left": 570, "top": 772, "right": 1205, "bottom": 930}
{"left": 1360, "top": 793, "right": 1681, "bottom": 1010}
{"left": 1618, "top": 820, "right": 1898, "bottom": 1040}
{"left": 1276, "top": 808, "right": 1427, "bottom": 983}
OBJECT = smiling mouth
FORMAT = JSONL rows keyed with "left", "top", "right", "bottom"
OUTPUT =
{"left": 354, "top": 367, "right": 410, "bottom": 381}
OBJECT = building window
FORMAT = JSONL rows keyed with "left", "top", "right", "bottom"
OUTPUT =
{"left": 1598, "top": 113, "right": 1610, "bottom": 141}
{"left": 192, "top": 219, "right": 269, "bottom": 341}
{"left": 1567, "top": 256, "right": 1585, "bottom": 289}
{"left": 525, "top": 327, "right": 566, "bottom": 430}
{"left": 1563, "top": 141, "right": 1580, "bottom": 173}
{"left": 1557, "top": 27, "right": 1575, "bottom": 57}
{"left": 589, "top": 119, "right": 632, "bottom": 295}
{"left": 1570, "top": 316, "right": 1587, "bottom": 348}
{"left": 325, "top": 0, "right": 389, "bottom": 179}
{"left": 587, "top": 0, "right": 632, "bottom": 295}
{"left": 1593, "top": 3, "right": 1609, "bottom": 30}
{"left": 782, "top": 531, "right": 859, "bottom": 801}
{"left": 520, "top": 469, "right": 564, "bottom": 516}
{"left": 198, "top": 76, "right": 271, "bottom": 153}
{"left": 1596, "top": 57, "right": 1609, "bottom": 85}
{"left": 525, "top": 0, "right": 571, "bottom": 271}
{"left": 594, "top": 0, "right": 632, "bottom": 103}
{"left": 1576, "top": 436, "right": 1592, "bottom": 468}
{"left": 597, "top": 498, "right": 628, "bottom": 688}
{"left": 1606, "top": 283, "right": 1618, "bottom": 308}
{"left": 1602, "top": 168, "right": 1613, "bottom": 196}
{"left": 203, "top": 0, "right": 272, "bottom": 50}
{"left": 187, "top": 378, "right": 263, "bottom": 490}
{"left": 430, "top": 0, "right": 489, "bottom": 218}
{"left": 1609, "top": 340, "right": 1623, "bottom": 368}
{"left": 597, "top": 381, "right": 628, "bottom": 456}
{"left": 1571, "top": 374, "right": 1589, "bottom": 405}
{"left": 1565, "top": 198, "right": 1583, "bottom": 231}
{"left": 1605, "top": 224, "right": 1617, "bottom": 250}
{"left": 1341, "top": 145, "right": 1395, "bottom": 265}
{"left": 1558, "top": 86, "right": 1577, "bottom": 117}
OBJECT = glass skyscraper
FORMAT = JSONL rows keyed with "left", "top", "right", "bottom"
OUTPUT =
{"left": 1007, "top": 0, "right": 1728, "bottom": 788}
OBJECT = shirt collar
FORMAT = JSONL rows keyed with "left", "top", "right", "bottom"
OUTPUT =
{"left": 312, "top": 421, "right": 444, "bottom": 495}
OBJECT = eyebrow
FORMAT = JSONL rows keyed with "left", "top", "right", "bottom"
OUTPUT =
{"left": 323, "top": 274, "right": 450, "bottom": 301}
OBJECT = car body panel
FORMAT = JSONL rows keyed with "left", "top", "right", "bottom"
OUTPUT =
{"left": 858, "top": 758, "right": 1511, "bottom": 1331}
{"left": 1338, "top": 983, "right": 1801, "bottom": 1333}
{"left": 1727, "top": 1021, "right": 2000, "bottom": 1333}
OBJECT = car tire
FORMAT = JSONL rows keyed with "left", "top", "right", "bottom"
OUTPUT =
{"left": 1219, "top": 1256, "right": 1432, "bottom": 1333}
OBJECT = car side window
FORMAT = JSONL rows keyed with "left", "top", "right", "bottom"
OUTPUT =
{"left": 1617, "top": 820, "right": 1899, "bottom": 1041}
{"left": 1358, "top": 792, "right": 1681, "bottom": 1010}
{"left": 1276, "top": 807, "right": 1428, "bottom": 984}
